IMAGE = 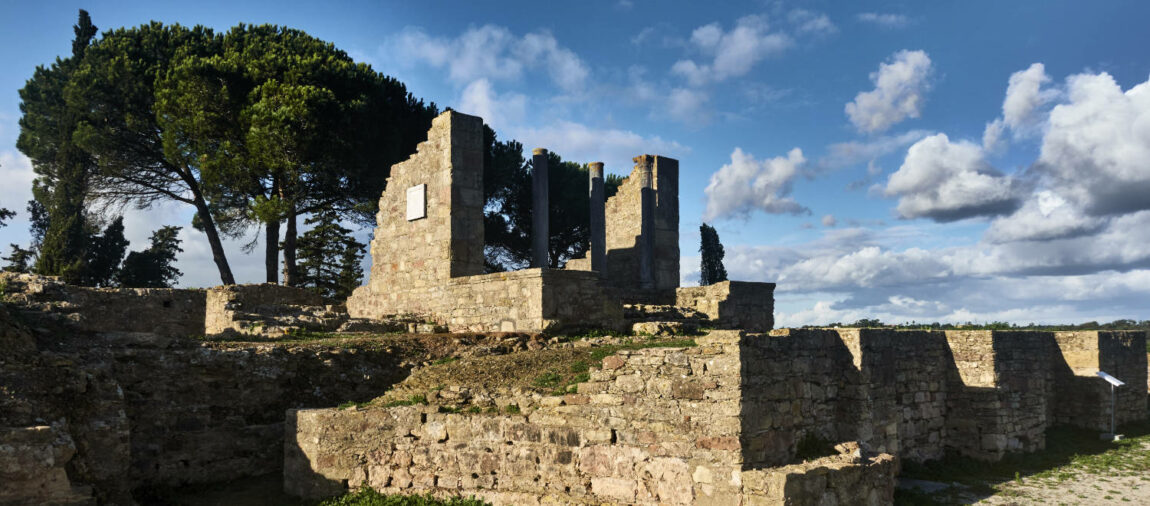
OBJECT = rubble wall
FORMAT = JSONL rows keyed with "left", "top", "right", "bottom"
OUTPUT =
{"left": 1052, "top": 331, "right": 1148, "bottom": 430}
{"left": 205, "top": 283, "right": 325, "bottom": 337}
{"left": 676, "top": 281, "right": 776, "bottom": 332}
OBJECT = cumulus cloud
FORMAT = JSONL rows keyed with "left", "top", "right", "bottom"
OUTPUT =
{"left": 884, "top": 134, "right": 1023, "bottom": 221}
{"left": 391, "top": 25, "right": 588, "bottom": 93}
{"left": 855, "top": 13, "right": 911, "bottom": 29}
{"left": 671, "top": 15, "right": 792, "bottom": 86}
{"left": 845, "top": 50, "right": 933, "bottom": 133}
{"left": 1034, "top": 72, "right": 1150, "bottom": 216}
{"left": 0, "top": 151, "right": 35, "bottom": 215}
{"left": 818, "top": 129, "right": 930, "bottom": 171}
{"left": 1002, "top": 63, "right": 1057, "bottom": 132}
{"left": 458, "top": 79, "right": 527, "bottom": 131}
{"left": 703, "top": 147, "right": 809, "bottom": 220}
{"left": 985, "top": 191, "right": 1105, "bottom": 243}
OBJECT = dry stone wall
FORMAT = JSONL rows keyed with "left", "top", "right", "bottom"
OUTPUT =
{"left": 286, "top": 331, "right": 898, "bottom": 504}
{"left": 675, "top": 281, "right": 776, "bottom": 332}
{"left": 599, "top": 156, "right": 679, "bottom": 303}
{"left": 1052, "top": 331, "right": 1149, "bottom": 430}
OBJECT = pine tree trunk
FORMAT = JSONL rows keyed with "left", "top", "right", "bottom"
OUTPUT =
{"left": 265, "top": 219, "right": 280, "bottom": 284}
{"left": 282, "top": 203, "right": 298, "bottom": 286}
{"left": 191, "top": 195, "right": 236, "bottom": 285}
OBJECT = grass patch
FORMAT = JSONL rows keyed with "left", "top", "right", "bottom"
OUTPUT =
{"left": 318, "top": 488, "right": 490, "bottom": 505}
{"left": 532, "top": 371, "right": 562, "bottom": 389}
{"left": 383, "top": 394, "right": 428, "bottom": 408}
{"left": 897, "top": 422, "right": 1150, "bottom": 503}
{"left": 433, "top": 356, "right": 459, "bottom": 365}
{"left": 503, "top": 404, "right": 521, "bottom": 415}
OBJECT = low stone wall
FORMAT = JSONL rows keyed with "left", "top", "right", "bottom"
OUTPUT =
{"left": 1053, "top": 331, "right": 1149, "bottom": 430}
{"left": 0, "top": 425, "right": 92, "bottom": 506}
{"left": 285, "top": 331, "right": 897, "bottom": 504}
{"left": 205, "top": 283, "right": 333, "bottom": 338}
{"left": 740, "top": 443, "right": 897, "bottom": 506}
{"left": 351, "top": 268, "right": 625, "bottom": 333}
{"left": 2, "top": 272, "right": 206, "bottom": 339}
{"left": 675, "top": 281, "right": 775, "bottom": 332}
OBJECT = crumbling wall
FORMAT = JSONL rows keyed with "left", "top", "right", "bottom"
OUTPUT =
{"left": 286, "top": 331, "right": 897, "bottom": 504}
{"left": 0, "top": 425, "right": 93, "bottom": 506}
{"left": 2, "top": 272, "right": 206, "bottom": 340}
{"left": 740, "top": 442, "right": 897, "bottom": 505}
{"left": 676, "top": 281, "right": 775, "bottom": 332}
{"left": 601, "top": 155, "right": 679, "bottom": 303}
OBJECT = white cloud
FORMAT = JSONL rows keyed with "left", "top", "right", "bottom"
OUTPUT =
{"left": 981, "top": 118, "right": 1005, "bottom": 152}
{"left": 0, "top": 151, "right": 34, "bottom": 215}
{"left": 457, "top": 79, "right": 527, "bottom": 131}
{"left": 818, "top": 129, "right": 930, "bottom": 171}
{"left": 703, "top": 147, "right": 809, "bottom": 220}
{"left": 845, "top": 50, "right": 933, "bottom": 133}
{"left": 1001, "top": 63, "right": 1056, "bottom": 132}
{"left": 856, "top": 13, "right": 911, "bottom": 29}
{"left": 666, "top": 87, "right": 711, "bottom": 123}
{"left": 671, "top": 15, "right": 793, "bottom": 86}
{"left": 391, "top": 25, "right": 588, "bottom": 93}
{"left": 513, "top": 121, "right": 688, "bottom": 174}
{"left": 822, "top": 214, "right": 837, "bottom": 227}
{"left": 1035, "top": 71, "right": 1150, "bottom": 216}
{"left": 985, "top": 191, "right": 1105, "bottom": 243}
{"left": 884, "top": 133, "right": 1023, "bottom": 221}
{"left": 788, "top": 9, "right": 837, "bottom": 36}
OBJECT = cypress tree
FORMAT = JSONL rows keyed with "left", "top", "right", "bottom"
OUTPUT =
{"left": 699, "top": 223, "right": 728, "bottom": 286}
{"left": 81, "top": 217, "right": 128, "bottom": 287}
{"left": 295, "top": 209, "right": 365, "bottom": 301}
{"left": 117, "top": 227, "right": 183, "bottom": 288}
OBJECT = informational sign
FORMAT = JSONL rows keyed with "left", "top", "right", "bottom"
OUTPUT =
{"left": 1097, "top": 371, "right": 1125, "bottom": 387}
{"left": 406, "top": 184, "right": 426, "bottom": 221}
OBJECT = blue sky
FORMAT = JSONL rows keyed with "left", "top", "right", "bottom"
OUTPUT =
{"left": 2, "top": 0, "right": 1149, "bottom": 326}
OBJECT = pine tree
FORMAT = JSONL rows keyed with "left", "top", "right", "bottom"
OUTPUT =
{"left": 19, "top": 10, "right": 99, "bottom": 284}
{"left": 117, "top": 227, "right": 183, "bottom": 288}
{"left": 0, "top": 207, "right": 13, "bottom": 227}
{"left": 2, "top": 245, "right": 35, "bottom": 273}
{"left": 295, "top": 209, "right": 365, "bottom": 301}
{"left": 81, "top": 217, "right": 128, "bottom": 287}
{"left": 699, "top": 223, "right": 728, "bottom": 286}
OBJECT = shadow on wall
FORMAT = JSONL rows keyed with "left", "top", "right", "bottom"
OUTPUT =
{"left": 737, "top": 328, "right": 1149, "bottom": 470}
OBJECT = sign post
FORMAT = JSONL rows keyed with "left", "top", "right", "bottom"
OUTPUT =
{"left": 1096, "top": 371, "right": 1125, "bottom": 441}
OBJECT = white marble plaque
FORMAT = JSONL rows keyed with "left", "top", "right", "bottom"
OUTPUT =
{"left": 406, "top": 184, "right": 426, "bottom": 221}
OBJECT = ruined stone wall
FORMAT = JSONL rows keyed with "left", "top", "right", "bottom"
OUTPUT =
{"left": 2, "top": 272, "right": 206, "bottom": 339}
{"left": 740, "top": 443, "right": 897, "bottom": 506}
{"left": 286, "top": 331, "right": 897, "bottom": 504}
{"left": 205, "top": 283, "right": 325, "bottom": 337}
{"left": 0, "top": 425, "right": 93, "bottom": 505}
{"left": 1052, "top": 331, "right": 1149, "bottom": 430}
{"left": 675, "top": 281, "right": 776, "bottom": 332}
{"left": 601, "top": 156, "right": 679, "bottom": 302}
{"left": 348, "top": 111, "right": 484, "bottom": 319}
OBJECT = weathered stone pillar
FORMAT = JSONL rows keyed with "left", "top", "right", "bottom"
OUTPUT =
{"left": 588, "top": 162, "right": 606, "bottom": 276}
{"left": 532, "top": 148, "right": 550, "bottom": 269}
{"left": 637, "top": 157, "right": 655, "bottom": 289}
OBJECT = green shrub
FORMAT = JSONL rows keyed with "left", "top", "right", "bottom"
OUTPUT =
{"left": 318, "top": 487, "right": 490, "bottom": 505}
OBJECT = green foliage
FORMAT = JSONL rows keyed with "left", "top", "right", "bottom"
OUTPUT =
{"left": 698, "top": 223, "right": 728, "bottom": 285}
{"left": 317, "top": 487, "right": 490, "bottom": 506}
{"left": 117, "top": 226, "right": 183, "bottom": 288}
{"left": 80, "top": 216, "right": 128, "bottom": 287}
{"left": 0, "top": 208, "right": 13, "bottom": 228}
{"left": 531, "top": 371, "right": 562, "bottom": 389}
{"left": 432, "top": 356, "right": 459, "bottom": 365}
{"left": 482, "top": 126, "right": 623, "bottom": 271}
{"left": 383, "top": 394, "right": 428, "bottom": 408}
{"left": 295, "top": 209, "right": 366, "bottom": 301}
{"left": 503, "top": 404, "right": 521, "bottom": 415}
{"left": 2, "top": 244, "right": 35, "bottom": 273}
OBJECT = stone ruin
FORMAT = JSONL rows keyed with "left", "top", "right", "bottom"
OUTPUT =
{"left": 345, "top": 110, "right": 775, "bottom": 334}
{"left": 0, "top": 110, "right": 1148, "bottom": 505}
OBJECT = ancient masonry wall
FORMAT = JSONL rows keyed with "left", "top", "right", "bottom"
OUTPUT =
{"left": 205, "top": 283, "right": 324, "bottom": 337}
{"left": 286, "top": 331, "right": 897, "bottom": 505}
{"left": 345, "top": 111, "right": 623, "bottom": 332}
{"left": 1053, "top": 331, "right": 1149, "bottom": 429}
{"left": 675, "top": 280, "right": 776, "bottom": 332}
{"left": 285, "top": 329, "right": 1148, "bottom": 505}
{"left": 599, "top": 155, "right": 679, "bottom": 303}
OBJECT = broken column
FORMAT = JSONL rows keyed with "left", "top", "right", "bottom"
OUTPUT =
{"left": 589, "top": 162, "right": 606, "bottom": 276}
{"left": 637, "top": 157, "right": 655, "bottom": 289}
{"left": 532, "top": 148, "right": 550, "bottom": 269}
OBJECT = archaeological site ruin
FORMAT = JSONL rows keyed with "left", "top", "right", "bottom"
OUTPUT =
{"left": 2, "top": 110, "right": 1148, "bottom": 505}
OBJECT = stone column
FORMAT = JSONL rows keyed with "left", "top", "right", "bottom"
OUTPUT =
{"left": 588, "top": 162, "right": 606, "bottom": 276}
{"left": 532, "top": 148, "right": 550, "bottom": 269}
{"left": 638, "top": 158, "right": 655, "bottom": 289}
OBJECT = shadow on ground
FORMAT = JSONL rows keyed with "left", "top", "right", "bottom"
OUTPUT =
{"left": 895, "top": 420, "right": 1150, "bottom": 505}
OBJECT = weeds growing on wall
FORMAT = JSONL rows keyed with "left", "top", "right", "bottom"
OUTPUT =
{"left": 318, "top": 487, "right": 490, "bottom": 505}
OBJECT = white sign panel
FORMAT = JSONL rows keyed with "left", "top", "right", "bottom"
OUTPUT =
{"left": 406, "top": 184, "right": 426, "bottom": 221}
{"left": 1097, "top": 371, "right": 1125, "bottom": 387}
